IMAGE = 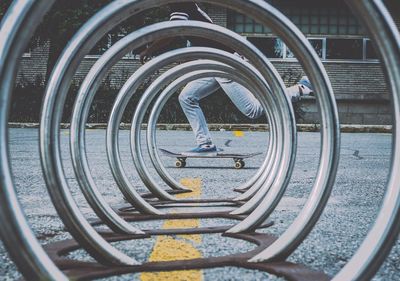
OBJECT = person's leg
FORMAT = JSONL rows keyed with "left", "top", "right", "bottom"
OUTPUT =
{"left": 216, "top": 78, "right": 264, "bottom": 119}
{"left": 217, "top": 75, "right": 314, "bottom": 114}
{"left": 179, "top": 77, "right": 221, "bottom": 146}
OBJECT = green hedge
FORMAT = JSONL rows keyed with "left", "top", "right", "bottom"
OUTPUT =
{"left": 10, "top": 82, "right": 304, "bottom": 124}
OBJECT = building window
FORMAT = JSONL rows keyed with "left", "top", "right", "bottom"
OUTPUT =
{"left": 247, "top": 37, "right": 326, "bottom": 60}
{"left": 246, "top": 36, "right": 377, "bottom": 61}
{"left": 227, "top": 4, "right": 363, "bottom": 36}
{"left": 247, "top": 37, "right": 284, "bottom": 58}
{"left": 326, "top": 38, "right": 363, "bottom": 60}
{"left": 308, "top": 38, "right": 326, "bottom": 59}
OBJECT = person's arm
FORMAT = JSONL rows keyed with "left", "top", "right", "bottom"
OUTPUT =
{"left": 141, "top": 3, "right": 230, "bottom": 64}
{"left": 140, "top": 5, "right": 194, "bottom": 64}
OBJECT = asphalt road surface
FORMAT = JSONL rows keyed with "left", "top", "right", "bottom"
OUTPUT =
{"left": 0, "top": 128, "right": 398, "bottom": 280}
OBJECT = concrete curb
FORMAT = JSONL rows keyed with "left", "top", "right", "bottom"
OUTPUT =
{"left": 8, "top": 122, "right": 392, "bottom": 133}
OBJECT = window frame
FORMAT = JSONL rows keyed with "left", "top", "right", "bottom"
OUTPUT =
{"left": 307, "top": 37, "right": 326, "bottom": 60}
{"left": 227, "top": 6, "right": 364, "bottom": 37}
{"left": 325, "top": 37, "right": 364, "bottom": 60}
{"left": 245, "top": 35, "right": 379, "bottom": 62}
{"left": 363, "top": 38, "right": 379, "bottom": 61}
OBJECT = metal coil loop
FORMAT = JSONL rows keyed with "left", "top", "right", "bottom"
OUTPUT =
{"left": 0, "top": 0, "right": 398, "bottom": 280}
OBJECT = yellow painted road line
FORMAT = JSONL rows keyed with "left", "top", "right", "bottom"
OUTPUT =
{"left": 141, "top": 178, "right": 203, "bottom": 281}
{"left": 233, "top": 130, "right": 244, "bottom": 137}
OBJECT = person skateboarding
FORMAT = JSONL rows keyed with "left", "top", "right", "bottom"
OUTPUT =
{"left": 140, "top": 2, "right": 314, "bottom": 157}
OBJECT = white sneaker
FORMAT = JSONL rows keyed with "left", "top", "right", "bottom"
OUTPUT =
{"left": 299, "top": 84, "right": 312, "bottom": 96}
{"left": 298, "top": 76, "right": 313, "bottom": 96}
{"left": 181, "top": 143, "right": 218, "bottom": 157}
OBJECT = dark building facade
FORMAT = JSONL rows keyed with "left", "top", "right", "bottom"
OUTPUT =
{"left": 16, "top": 0, "right": 400, "bottom": 124}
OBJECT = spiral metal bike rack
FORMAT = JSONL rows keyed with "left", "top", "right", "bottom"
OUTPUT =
{"left": 0, "top": 0, "right": 399, "bottom": 280}
{"left": 129, "top": 47, "right": 291, "bottom": 205}
{"left": 144, "top": 53, "right": 277, "bottom": 198}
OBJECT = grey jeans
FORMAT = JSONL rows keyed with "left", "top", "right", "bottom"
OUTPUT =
{"left": 178, "top": 77, "right": 264, "bottom": 145}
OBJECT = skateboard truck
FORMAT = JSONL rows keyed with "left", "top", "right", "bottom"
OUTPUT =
{"left": 233, "top": 158, "right": 245, "bottom": 169}
{"left": 175, "top": 157, "right": 187, "bottom": 168}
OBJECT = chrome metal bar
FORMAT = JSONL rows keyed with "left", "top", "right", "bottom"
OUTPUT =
{"left": 220, "top": 1, "right": 339, "bottom": 265}
{"left": 0, "top": 0, "right": 359, "bottom": 278}
{"left": 105, "top": 21, "right": 293, "bottom": 205}
{"left": 139, "top": 53, "right": 278, "bottom": 198}
{"left": 0, "top": 1, "right": 67, "bottom": 280}
{"left": 39, "top": 0, "right": 295, "bottom": 265}
{"left": 70, "top": 25, "right": 175, "bottom": 218}
{"left": 39, "top": 0, "right": 160, "bottom": 266}
{"left": 333, "top": 1, "right": 400, "bottom": 279}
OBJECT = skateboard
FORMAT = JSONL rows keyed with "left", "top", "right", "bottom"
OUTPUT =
{"left": 159, "top": 148, "right": 262, "bottom": 169}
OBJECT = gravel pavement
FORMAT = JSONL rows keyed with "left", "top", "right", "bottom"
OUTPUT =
{"left": 0, "top": 128, "right": 397, "bottom": 280}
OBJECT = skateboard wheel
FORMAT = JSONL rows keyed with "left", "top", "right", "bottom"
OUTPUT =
{"left": 175, "top": 160, "right": 186, "bottom": 168}
{"left": 234, "top": 160, "right": 245, "bottom": 169}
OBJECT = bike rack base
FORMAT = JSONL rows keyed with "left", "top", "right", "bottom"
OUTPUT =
{"left": 39, "top": 212, "right": 329, "bottom": 281}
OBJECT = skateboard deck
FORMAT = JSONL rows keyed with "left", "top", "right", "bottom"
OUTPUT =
{"left": 159, "top": 148, "right": 262, "bottom": 169}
